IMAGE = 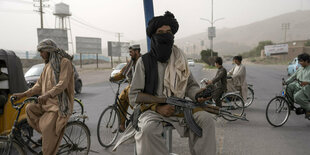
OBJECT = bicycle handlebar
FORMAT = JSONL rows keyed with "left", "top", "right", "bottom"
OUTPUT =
{"left": 110, "top": 79, "right": 126, "bottom": 85}
{"left": 282, "top": 78, "right": 302, "bottom": 86}
{"left": 10, "top": 96, "right": 38, "bottom": 110}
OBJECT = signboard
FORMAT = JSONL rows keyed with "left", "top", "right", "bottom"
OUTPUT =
{"left": 208, "top": 27, "right": 216, "bottom": 39}
{"left": 37, "top": 28, "right": 68, "bottom": 51}
{"left": 264, "top": 44, "right": 288, "bottom": 56}
{"left": 76, "top": 37, "right": 102, "bottom": 54}
{"left": 107, "top": 41, "right": 130, "bottom": 57}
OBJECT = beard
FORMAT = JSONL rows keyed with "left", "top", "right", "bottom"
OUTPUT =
{"left": 43, "top": 53, "right": 50, "bottom": 64}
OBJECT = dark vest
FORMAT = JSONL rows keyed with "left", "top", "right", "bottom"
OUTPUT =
{"left": 141, "top": 52, "right": 158, "bottom": 95}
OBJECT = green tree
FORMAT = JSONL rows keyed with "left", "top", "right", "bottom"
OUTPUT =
{"left": 200, "top": 49, "right": 218, "bottom": 66}
{"left": 304, "top": 40, "right": 310, "bottom": 46}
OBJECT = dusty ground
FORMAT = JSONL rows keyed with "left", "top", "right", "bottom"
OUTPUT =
{"left": 75, "top": 63, "right": 113, "bottom": 85}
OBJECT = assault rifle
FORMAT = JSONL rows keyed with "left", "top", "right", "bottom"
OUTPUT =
{"left": 136, "top": 93, "right": 248, "bottom": 137}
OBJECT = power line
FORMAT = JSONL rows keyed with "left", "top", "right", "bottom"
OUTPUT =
{"left": 0, "top": 9, "right": 35, "bottom": 14}
{"left": 1, "top": 0, "right": 33, "bottom": 5}
{"left": 71, "top": 16, "right": 116, "bottom": 34}
{"left": 46, "top": 4, "right": 134, "bottom": 41}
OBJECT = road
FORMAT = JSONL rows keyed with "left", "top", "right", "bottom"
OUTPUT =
{"left": 76, "top": 63, "right": 310, "bottom": 155}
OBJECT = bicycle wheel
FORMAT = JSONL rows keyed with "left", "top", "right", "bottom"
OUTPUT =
{"left": 73, "top": 98, "right": 84, "bottom": 116}
{"left": 0, "top": 138, "right": 25, "bottom": 155}
{"left": 220, "top": 94, "right": 245, "bottom": 121}
{"left": 266, "top": 96, "right": 290, "bottom": 127}
{"left": 58, "top": 121, "right": 91, "bottom": 155}
{"left": 97, "top": 106, "right": 120, "bottom": 148}
{"left": 245, "top": 87, "right": 254, "bottom": 107}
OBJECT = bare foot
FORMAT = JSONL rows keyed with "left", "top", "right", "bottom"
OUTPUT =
{"left": 119, "top": 124, "right": 125, "bottom": 132}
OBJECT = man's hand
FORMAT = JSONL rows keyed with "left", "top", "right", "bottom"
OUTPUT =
{"left": 206, "top": 80, "right": 213, "bottom": 85}
{"left": 197, "top": 97, "right": 212, "bottom": 103}
{"left": 195, "top": 88, "right": 212, "bottom": 103}
{"left": 11, "top": 93, "right": 25, "bottom": 100}
{"left": 38, "top": 93, "right": 51, "bottom": 104}
{"left": 109, "top": 76, "right": 114, "bottom": 82}
{"left": 156, "top": 104, "right": 175, "bottom": 117}
{"left": 300, "top": 81, "right": 309, "bottom": 86}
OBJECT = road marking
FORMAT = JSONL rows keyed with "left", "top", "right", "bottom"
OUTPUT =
{"left": 216, "top": 118, "right": 226, "bottom": 155}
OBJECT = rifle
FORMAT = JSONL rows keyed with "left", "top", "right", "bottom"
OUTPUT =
{"left": 136, "top": 92, "right": 248, "bottom": 137}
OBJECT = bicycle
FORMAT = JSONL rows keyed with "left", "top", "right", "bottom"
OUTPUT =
{"left": 200, "top": 78, "right": 246, "bottom": 121}
{"left": 97, "top": 79, "right": 131, "bottom": 148}
{"left": 266, "top": 78, "right": 309, "bottom": 127}
{"left": 73, "top": 98, "right": 86, "bottom": 122}
{"left": 245, "top": 84, "right": 254, "bottom": 107}
{"left": 226, "top": 76, "right": 255, "bottom": 108}
{"left": 0, "top": 96, "right": 91, "bottom": 155}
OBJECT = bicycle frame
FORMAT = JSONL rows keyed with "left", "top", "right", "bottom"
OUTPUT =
{"left": 112, "top": 81, "right": 131, "bottom": 122}
{"left": 0, "top": 97, "right": 41, "bottom": 155}
{"left": 282, "top": 80, "right": 298, "bottom": 111}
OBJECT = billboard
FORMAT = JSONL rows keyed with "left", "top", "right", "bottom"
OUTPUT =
{"left": 264, "top": 44, "right": 288, "bottom": 56}
{"left": 107, "top": 41, "right": 130, "bottom": 57}
{"left": 37, "top": 28, "right": 68, "bottom": 51}
{"left": 76, "top": 37, "right": 102, "bottom": 54}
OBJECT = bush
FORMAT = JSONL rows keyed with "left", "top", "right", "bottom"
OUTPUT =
{"left": 200, "top": 49, "right": 218, "bottom": 66}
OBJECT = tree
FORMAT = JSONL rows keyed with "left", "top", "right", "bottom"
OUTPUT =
{"left": 304, "top": 40, "right": 310, "bottom": 46}
{"left": 200, "top": 49, "right": 218, "bottom": 66}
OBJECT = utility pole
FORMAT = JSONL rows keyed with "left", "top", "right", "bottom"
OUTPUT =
{"left": 281, "top": 23, "right": 290, "bottom": 42}
{"left": 39, "top": 0, "right": 43, "bottom": 28}
{"left": 143, "top": 0, "right": 154, "bottom": 52}
{"left": 116, "top": 33, "right": 123, "bottom": 63}
{"left": 200, "top": 0, "right": 224, "bottom": 57}
{"left": 210, "top": 0, "right": 213, "bottom": 57}
{"left": 33, "top": 0, "right": 49, "bottom": 28}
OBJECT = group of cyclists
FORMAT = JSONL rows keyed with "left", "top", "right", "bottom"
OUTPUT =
{"left": 4, "top": 10, "right": 309, "bottom": 155}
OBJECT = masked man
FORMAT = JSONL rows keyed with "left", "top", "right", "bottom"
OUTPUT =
{"left": 227, "top": 56, "right": 247, "bottom": 100}
{"left": 285, "top": 53, "right": 310, "bottom": 118}
{"left": 113, "top": 11, "right": 216, "bottom": 155}
{"left": 109, "top": 44, "right": 141, "bottom": 131}
{"left": 13, "top": 39, "right": 74, "bottom": 155}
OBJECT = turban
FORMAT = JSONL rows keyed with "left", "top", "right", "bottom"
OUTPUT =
{"left": 146, "top": 11, "right": 179, "bottom": 38}
{"left": 37, "top": 39, "right": 58, "bottom": 53}
{"left": 129, "top": 44, "right": 141, "bottom": 50}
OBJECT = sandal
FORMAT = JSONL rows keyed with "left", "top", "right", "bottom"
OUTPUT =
{"left": 31, "top": 137, "right": 42, "bottom": 149}
{"left": 305, "top": 112, "right": 310, "bottom": 120}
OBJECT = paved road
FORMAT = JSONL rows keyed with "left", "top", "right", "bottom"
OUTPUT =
{"left": 77, "top": 63, "right": 309, "bottom": 155}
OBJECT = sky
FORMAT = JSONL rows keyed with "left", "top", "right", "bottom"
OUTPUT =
{"left": 0, "top": 0, "right": 309, "bottom": 55}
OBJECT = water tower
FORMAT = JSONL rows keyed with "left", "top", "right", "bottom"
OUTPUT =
{"left": 53, "top": 2, "right": 74, "bottom": 53}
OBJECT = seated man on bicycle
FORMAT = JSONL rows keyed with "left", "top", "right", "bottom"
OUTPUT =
{"left": 205, "top": 57, "right": 227, "bottom": 107}
{"left": 285, "top": 53, "right": 310, "bottom": 118}
{"left": 109, "top": 44, "right": 141, "bottom": 132}
{"left": 12, "top": 39, "right": 74, "bottom": 155}
{"left": 227, "top": 55, "right": 247, "bottom": 100}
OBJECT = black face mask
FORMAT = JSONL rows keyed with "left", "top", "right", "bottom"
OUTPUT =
{"left": 150, "top": 33, "right": 174, "bottom": 63}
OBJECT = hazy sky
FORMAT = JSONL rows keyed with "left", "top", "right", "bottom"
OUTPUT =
{"left": 0, "top": 0, "right": 309, "bottom": 53}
